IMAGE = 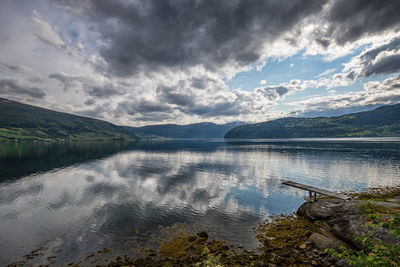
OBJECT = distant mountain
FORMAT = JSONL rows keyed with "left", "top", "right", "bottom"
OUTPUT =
{"left": 224, "top": 104, "right": 400, "bottom": 139}
{"left": 0, "top": 98, "right": 136, "bottom": 141}
{"left": 124, "top": 121, "right": 245, "bottom": 139}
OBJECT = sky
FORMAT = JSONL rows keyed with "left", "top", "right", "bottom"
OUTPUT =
{"left": 0, "top": 0, "right": 400, "bottom": 126}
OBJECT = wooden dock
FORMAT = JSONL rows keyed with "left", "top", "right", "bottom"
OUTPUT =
{"left": 282, "top": 180, "right": 351, "bottom": 201}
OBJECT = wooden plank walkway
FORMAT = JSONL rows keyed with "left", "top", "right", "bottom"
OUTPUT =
{"left": 282, "top": 180, "right": 351, "bottom": 201}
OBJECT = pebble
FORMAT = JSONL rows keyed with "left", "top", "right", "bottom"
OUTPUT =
{"left": 326, "top": 257, "right": 337, "bottom": 262}
{"left": 196, "top": 231, "right": 208, "bottom": 239}
{"left": 319, "top": 251, "right": 328, "bottom": 257}
{"left": 306, "top": 251, "right": 316, "bottom": 258}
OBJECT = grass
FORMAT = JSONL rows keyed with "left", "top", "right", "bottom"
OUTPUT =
{"left": 0, "top": 98, "right": 137, "bottom": 142}
{"left": 351, "top": 187, "right": 400, "bottom": 201}
{"left": 0, "top": 127, "right": 133, "bottom": 142}
{"left": 326, "top": 201, "right": 400, "bottom": 266}
{"left": 0, "top": 127, "right": 45, "bottom": 141}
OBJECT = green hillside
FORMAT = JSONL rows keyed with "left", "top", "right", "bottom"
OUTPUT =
{"left": 124, "top": 122, "right": 244, "bottom": 139}
{"left": 224, "top": 104, "right": 400, "bottom": 139}
{"left": 0, "top": 98, "right": 137, "bottom": 142}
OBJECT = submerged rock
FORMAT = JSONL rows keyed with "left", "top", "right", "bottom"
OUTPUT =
{"left": 196, "top": 231, "right": 208, "bottom": 240}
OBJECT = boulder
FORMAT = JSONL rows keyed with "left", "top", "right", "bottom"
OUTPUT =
{"left": 308, "top": 232, "right": 348, "bottom": 251}
{"left": 297, "top": 198, "right": 399, "bottom": 250}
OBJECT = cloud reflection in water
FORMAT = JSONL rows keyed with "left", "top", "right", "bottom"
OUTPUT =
{"left": 0, "top": 139, "right": 399, "bottom": 264}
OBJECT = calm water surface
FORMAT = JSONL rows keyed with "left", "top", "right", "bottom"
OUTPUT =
{"left": 0, "top": 138, "right": 399, "bottom": 264}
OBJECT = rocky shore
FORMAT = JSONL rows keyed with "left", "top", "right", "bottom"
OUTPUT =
{"left": 10, "top": 189, "right": 400, "bottom": 266}
{"left": 298, "top": 198, "right": 400, "bottom": 250}
{"left": 295, "top": 196, "right": 400, "bottom": 266}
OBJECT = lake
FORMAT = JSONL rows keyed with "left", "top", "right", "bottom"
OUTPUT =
{"left": 0, "top": 138, "right": 399, "bottom": 265}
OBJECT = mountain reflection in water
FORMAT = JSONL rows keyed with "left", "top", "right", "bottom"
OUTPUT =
{"left": 0, "top": 138, "right": 399, "bottom": 264}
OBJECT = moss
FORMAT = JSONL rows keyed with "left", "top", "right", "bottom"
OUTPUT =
{"left": 351, "top": 187, "right": 400, "bottom": 201}
{"left": 159, "top": 235, "right": 197, "bottom": 259}
{"left": 357, "top": 202, "right": 399, "bottom": 215}
{"left": 357, "top": 201, "right": 400, "bottom": 238}
{"left": 255, "top": 214, "right": 321, "bottom": 265}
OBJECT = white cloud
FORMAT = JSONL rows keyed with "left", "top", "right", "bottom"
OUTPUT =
{"left": 291, "top": 75, "right": 400, "bottom": 116}
{"left": 0, "top": 78, "right": 46, "bottom": 98}
{"left": 31, "top": 9, "right": 66, "bottom": 49}
{"left": 316, "top": 68, "right": 336, "bottom": 78}
{"left": 1, "top": 62, "right": 44, "bottom": 83}
{"left": 1, "top": 1, "right": 400, "bottom": 126}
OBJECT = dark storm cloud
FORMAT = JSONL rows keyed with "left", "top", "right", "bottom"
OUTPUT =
{"left": 0, "top": 78, "right": 46, "bottom": 98}
{"left": 363, "top": 54, "right": 400, "bottom": 77}
{"left": 52, "top": 0, "right": 325, "bottom": 76}
{"left": 84, "top": 98, "right": 95, "bottom": 105}
{"left": 365, "top": 75, "right": 400, "bottom": 91}
{"left": 116, "top": 99, "right": 173, "bottom": 116}
{"left": 113, "top": 98, "right": 179, "bottom": 122}
{"left": 256, "top": 80, "right": 304, "bottom": 101}
{"left": 349, "top": 37, "right": 400, "bottom": 77}
{"left": 49, "top": 72, "right": 126, "bottom": 97}
{"left": 1, "top": 62, "right": 44, "bottom": 83}
{"left": 257, "top": 86, "right": 291, "bottom": 101}
{"left": 40, "top": 0, "right": 400, "bottom": 123}
{"left": 49, "top": 72, "right": 76, "bottom": 91}
{"left": 3, "top": 63, "right": 26, "bottom": 73}
{"left": 135, "top": 100, "right": 173, "bottom": 113}
{"left": 51, "top": 0, "right": 400, "bottom": 78}
{"left": 114, "top": 94, "right": 246, "bottom": 120}
{"left": 345, "top": 71, "right": 358, "bottom": 81}
{"left": 324, "top": 0, "right": 400, "bottom": 45}
{"left": 360, "top": 38, "right": 400, "bottom": 63}
{"left": 135, "top": 113, "right": 177, "bottom": 122}
{"left": 156, "top": 85, "right": 195, "bottom": 107}
{"left": 187, "top": 100, "right": 246, "bottom": 117}
{"left": 356, "top": 37, "right": 400, "bottom": 77}
{"left": 84, "top": 84, "right": 126, "bottom": 98}
{"left": 191, "top": 78, "right": 208, "bottom": 90}
{"left": 75, "top": 102, "right": 112, "bottom": 119}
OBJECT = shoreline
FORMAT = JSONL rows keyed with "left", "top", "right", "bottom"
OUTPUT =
{"left": 9, "top": 187, "right": 400, "bottom": 266}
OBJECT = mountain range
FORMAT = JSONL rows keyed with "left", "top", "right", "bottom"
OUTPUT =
{"left": 224, "top": 104, "right": 400, "bottom": 139}
{"left": 1, "top": 97, "right": 399, "bottom": 141}
{"left": 124, "top": 121, "right": 244, "bottom": 139}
